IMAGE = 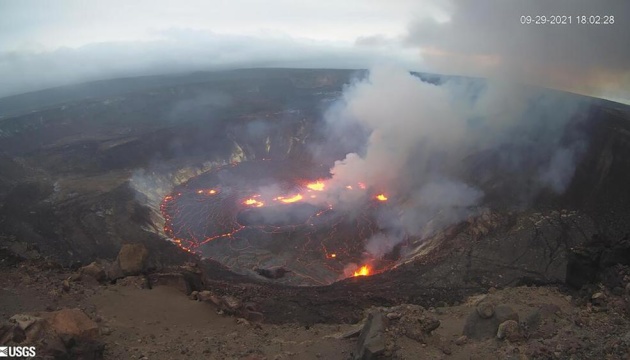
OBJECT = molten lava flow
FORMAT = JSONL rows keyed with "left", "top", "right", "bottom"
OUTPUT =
{"left": 279, "top": 194, "right": 303, "bottom": 203}
{"left": 159, "top": 161, "right": 404, "bottom": 285}
{"left": 244, "top": 198, "right": 264, "bottom": 207}
{"left": 197, "top": 189, "right": 218, "bottom": 195}
{"left": 353, "top": 265, "right": 371, "bottom": 277}
{"left": 306, "top": 181, "right": 325, "bottom": 191}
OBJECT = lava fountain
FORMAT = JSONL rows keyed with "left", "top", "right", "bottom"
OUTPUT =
{"left": 353, "top": 265, "right": 371, "bottom": 277}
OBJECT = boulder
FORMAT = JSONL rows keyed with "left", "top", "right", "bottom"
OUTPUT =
{"left": 0, "top": 321, "right": 26, "bottom": 344}
{"left": 463, "top": 304, "right": 518, "bottom": 340}
{"left": 80, "top": 261, "right": 106, "bottom": 282}
{"left": 497, "top": 320, "right": 521, "bottom": 342}
{"left": 476, "top": 302, "right": 494, "bottom": 319}
{"left": 591, "top": 292, "right": 607, "bottom": 306}
{"left": 117, "top": 244, "right": 148, "bottom": 275}
{"left": 9, "top": 314, "right": 41, "bottom": 331}
{"left": 61, "top": 279, "right": 71, "bottom": 292}
{"left": 5, "top": 314, "right": 48, "bottom": 344}
{"left": 149, "top": 273, "right": 191, "bottom": 294}
{"left": 222, "top": 296, "right": 242, "bottom": 313}
{"left": 420, "top": 316, "right": 440, "bottom": 333}
{"left": 2, "top": 310, "right": 103, "bottom": 360}
{"left": 198, "top": 290, "right": 222, "bottom": 307}
{"left": 523, "top": 309, "right": 542, "bottom": 331}
{"left": 244, "top": 310, "right": 264, "bottom": 323}
{"left": 355, "top": 311, "right": 386, "bottom": 360}
{"left": 105, "top": 261, "right": 124, "bottom": 281}
{"left": 455, "top": 335, "right": 468, "bottom": 346}
{"left": 242, "top": 302, "right": 264, "bottom": 323}
{"left": 463, "top": 311, "right": 494, "bottom": 340}
{"left": 115, "top": 275, "right": 150, "bottom": 289}
{"left": 42, "top": 308, "right": 99, "bottom": 340}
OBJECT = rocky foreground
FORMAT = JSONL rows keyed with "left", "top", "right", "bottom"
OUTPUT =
{"left": 1, "top": 244, "right": 630, "bottom": 359}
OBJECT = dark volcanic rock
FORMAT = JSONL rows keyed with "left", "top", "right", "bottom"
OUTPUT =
{"left": 567, "top": 237, "right": 630, "bottom": 289}
{"left": 117, "top": 244, "right": 148, "bottom": 276}
{"left": 355, "top": 311, "right": 386, "bottom": 360}
{"left": 0, "top": 321, "right": 26, "bottom": 344}
{"left": 105, "top": 260, "right": 124, "bottom": 281}
{"left": 476, "top": 302, "right": 494, "bottom": 319}
{"left": 80, "top": 261, "right": 107, "bottom": 282}
{"left": 42, "top": 308, "right": 99, "bottom": 340}
{"left": 255, "top": 267, "right": 291, "bottom": 279}
{"left": 463, "top": 304, "right": 518, "bottom": 340}
{"left": 197, "top": 290, "right": 222, "bottom": 307}
{"left": 148, "top": 272, "right": 198, "bottom": 295}
{"left": 497, "top": 320, "right": 521, "bottom": 342}
{"left": 115, "top": 275, "right": 150, "bottom": 289}
{"left": 463, "top": 310, "right": 496, "bottom": 340}
{"left": 2, "top": 309, "right": 104, "bottom": 360}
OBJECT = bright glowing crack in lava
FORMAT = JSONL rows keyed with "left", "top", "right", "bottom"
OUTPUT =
{"left": 160, "top": 161, "right": 397, "bottom": 285}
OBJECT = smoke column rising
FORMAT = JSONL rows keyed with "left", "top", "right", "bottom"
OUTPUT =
{"left": 314, "top": 66, "right": 588, "bottom": 259}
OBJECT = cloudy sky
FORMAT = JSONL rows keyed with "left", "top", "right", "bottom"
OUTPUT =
{"left": 0, "top": 0, "right": 628, "bottom": 103}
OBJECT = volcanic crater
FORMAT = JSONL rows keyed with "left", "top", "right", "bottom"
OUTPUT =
{"left": 1, "top": 68, "right": 630, "bottom": 324}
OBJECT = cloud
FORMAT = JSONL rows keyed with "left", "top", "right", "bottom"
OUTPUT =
{"left": 0, "top": 29, "right": 420, "bottom": 98}
{"left": 1, "top": 0, "right": 627, "bottom": 103}
{"left": 404, "top": 0, "right": 630, "bottom": 103}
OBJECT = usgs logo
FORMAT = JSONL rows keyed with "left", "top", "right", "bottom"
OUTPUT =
{"left": 0, "top": 346, "right": 37, "bottom": 357}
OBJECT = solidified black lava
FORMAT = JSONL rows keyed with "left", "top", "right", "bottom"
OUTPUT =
{"left": 237, "top": 203, "right": 320, "bottom": 227}
{"left": 160, "top": 160, "right": 399, "bottom": 286}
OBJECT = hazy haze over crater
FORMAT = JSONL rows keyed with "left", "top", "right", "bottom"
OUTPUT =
{"left": 0, "top": 0, "right": 628, "bottom": 103}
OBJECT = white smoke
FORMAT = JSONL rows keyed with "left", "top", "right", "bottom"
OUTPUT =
{"left": 315, "top": 65, "right": 587, "bottom": 259}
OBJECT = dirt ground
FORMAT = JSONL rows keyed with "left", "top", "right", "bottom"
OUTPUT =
{"left": 2, "top": 257, "right": 630, "bottom": 359}
{"left": 91, "top": 285, "right": 356, "bottom": 359}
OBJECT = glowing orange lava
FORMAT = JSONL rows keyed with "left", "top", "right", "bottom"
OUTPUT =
{"left": 279, "top": 194, "right": 303, "bottom": 203}
{"left": 306, "top": 181, "right": 325, "bottom": 191}
{"left": 353, "top": 265, "right": 371, "bottom": 277}
{"left": 244, "top": 198, "right": 264, "bottom": 207}
{"left": 197, "top": 189, "right": 218, "bottom": 195}
{"left": 376, "top": 194, "right": 388, "bottom": 201}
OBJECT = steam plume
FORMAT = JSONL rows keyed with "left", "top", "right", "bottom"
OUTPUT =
{"left": 314, "top": 66, "right": 588, "bottom": 259}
